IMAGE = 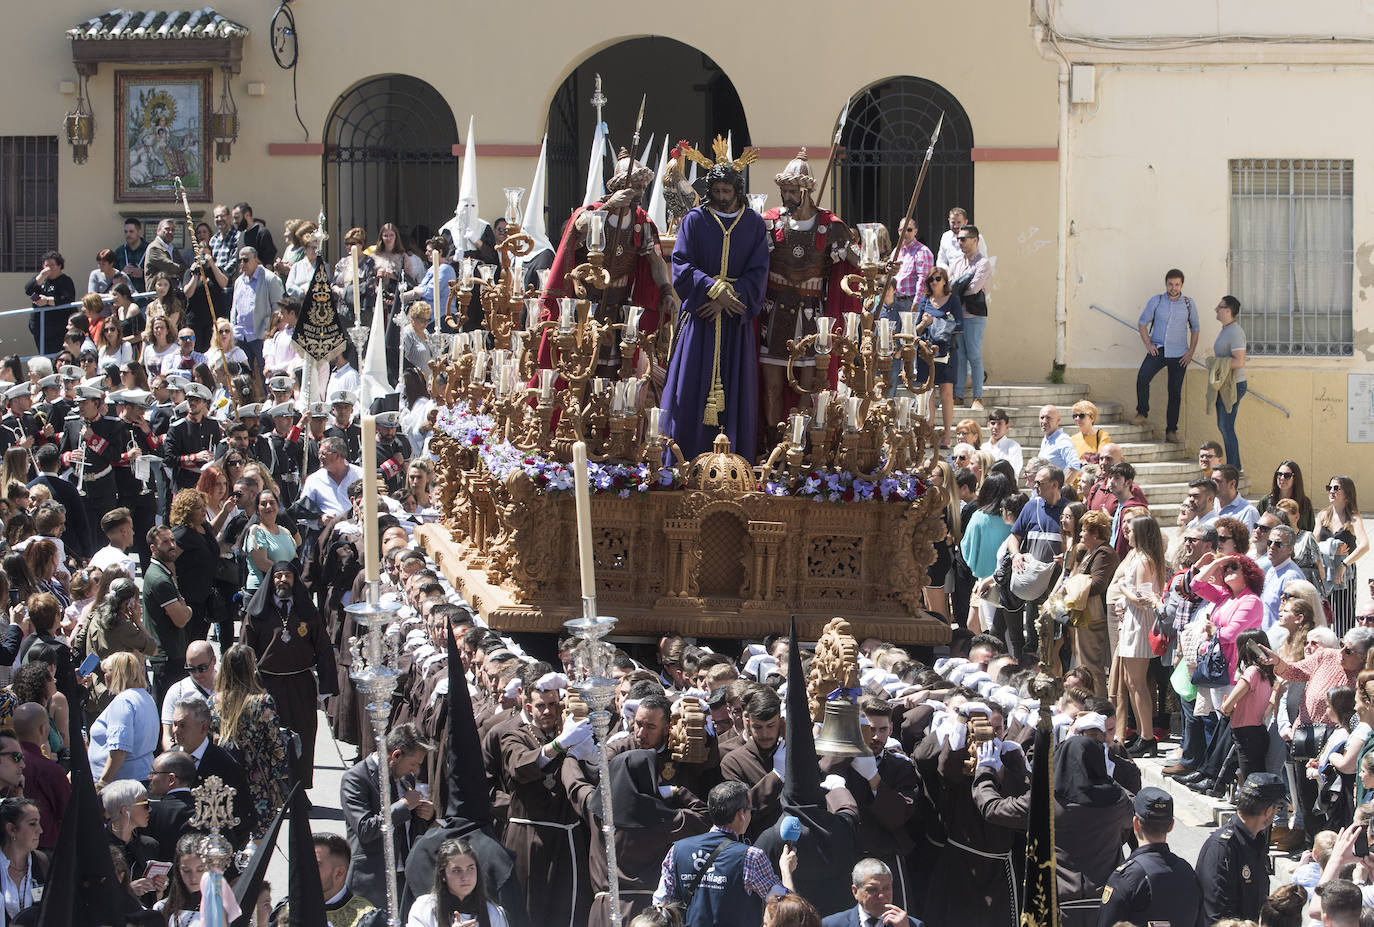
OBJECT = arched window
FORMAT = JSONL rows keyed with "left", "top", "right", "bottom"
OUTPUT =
{"left": 323, "top": 75, "right": 459, "bottom": 251}
{"left": 838, "top": 77, "right": 974, "bottom": 253}
{"left": 546, "top": 37, "right": 750, "bottom": 237}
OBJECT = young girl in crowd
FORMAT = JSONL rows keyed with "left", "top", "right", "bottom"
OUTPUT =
{"left": 1220, "top": 627, "right": 1275, "bottom": 783}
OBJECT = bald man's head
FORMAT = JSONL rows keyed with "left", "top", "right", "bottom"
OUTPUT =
{"left": 1098, "top": 443, "right": 1124, "bottom": 468}
{"left": 11, "top": 703, "right": 48, "bottom": 744}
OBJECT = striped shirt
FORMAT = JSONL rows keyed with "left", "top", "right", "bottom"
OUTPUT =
{"left": 893, "top": 240, "right": 934, "bottom": 299}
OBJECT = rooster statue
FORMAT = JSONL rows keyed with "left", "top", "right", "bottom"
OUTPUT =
{"left": 661, "top": 140, "right": 701, "bottom": 235}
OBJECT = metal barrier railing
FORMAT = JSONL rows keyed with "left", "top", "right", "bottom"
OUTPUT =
{"left": 1088, "top": 302, "right": 1291, "bottom": 419}
{"left": 0, "top": 290, "right": 156, "bottom": 360}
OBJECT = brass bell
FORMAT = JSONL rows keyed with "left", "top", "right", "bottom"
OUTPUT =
{"left": 814, "top": 699, "right": 869, "bottom": 757}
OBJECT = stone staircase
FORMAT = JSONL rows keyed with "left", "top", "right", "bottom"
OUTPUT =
{"left": 951, "top": 382, "right": 1247, "bottom": 520}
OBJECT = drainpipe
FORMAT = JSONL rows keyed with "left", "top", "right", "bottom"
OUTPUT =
{"left": 1034, "top": 19, "right": 1071, "bottom": 371}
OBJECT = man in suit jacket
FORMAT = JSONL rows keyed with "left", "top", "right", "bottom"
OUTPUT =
{"left": 168, "top": 695, "right": 256, "bottom": 848}
{"left": 340, "top": 722, "right": 436, "bottom": 908}
{"left": 820, "top": 859, "right": 923, "bottom": 927}
{"left": 146, "top": 750, "right": 198, "bottom": 860}
{"left": 28, "top": 443, "right": 93, "bottom": 560}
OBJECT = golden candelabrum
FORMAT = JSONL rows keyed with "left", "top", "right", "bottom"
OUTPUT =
{"left": 760, "top": 235, "right": 939, "bottom": 490}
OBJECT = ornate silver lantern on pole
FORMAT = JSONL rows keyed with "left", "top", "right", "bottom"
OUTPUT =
{"left": 191, "top": 775, "right": 240, "bottom": 924}
{"left": 347, "top": 596, "right": 403, "bottom": 926}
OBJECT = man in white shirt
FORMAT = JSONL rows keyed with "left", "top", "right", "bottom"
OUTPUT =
{"left": 1035, "top": 405, "right": 1081, "bottom": 480}
{"left": 327, "top": 351, "right": 360, "bottom": 399}
{"left": 88, "top": 507, "right": 138, "bottom": 580}
{"left": 936, "top": 207, "right": 989, "bottom": 271}
{"left": 1260, "top": 526, "right": 1306, "bottom": 629}
{"left": 1212, "top": 464, "right": 1259, "bottom": 529}
{"left": 985, "top": 407, "right": 1023, "bottom": 476}
{"left": 160, "top": 639, "right": 217, "bottom": 748}
{"left": 1185, "top": 478, "right": 1220, "bottom": 529}
{"left": 300, "top": 435, "right": 361, "bottom": 528}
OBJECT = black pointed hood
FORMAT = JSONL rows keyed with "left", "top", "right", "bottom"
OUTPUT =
{"left": 287, "top": 780, "right": 327, "bottom": 926}
{"left": 446, "top": 627, "right": 493, "bottom": 827}
{"left": 230, "top": 783, "right": 298, "bottom": 926}
{"left": 37, "top": 692, "right": 131, "bottom": 926}
{"left": 783, "top": 617, "right": 824, "bottom": 808}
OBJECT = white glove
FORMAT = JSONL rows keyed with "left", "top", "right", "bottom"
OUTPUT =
{"left": 1000, "top": 740, "right": 1024, "bottom": 758}
{"left": 771, "top": 740, "right": 787, "bottom": 783}
{"left": 555, "top": 717, "right": 592, "bottom": 751}
{"left": 568, "top": 737, "right": 599, "bottom": 763}
{"left": 820, "top": 774, "right": 847, "bottom": 792}
{"left": 658, "top": 785, "right": 674, "bottom": 799}
{"left": 975, "top": 738, "right": 1003, "bottom": 773}
{"left": 850, "top": 754, "right": 879, "bottom": 781}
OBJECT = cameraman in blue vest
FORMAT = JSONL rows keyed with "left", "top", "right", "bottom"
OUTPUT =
{"left": 654, "top": 780, "right": 797, "bottom": 927}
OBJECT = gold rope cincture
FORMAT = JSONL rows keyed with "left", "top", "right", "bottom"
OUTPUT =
{"left": 702, "top": 208, "right": 744, "bottom": 426}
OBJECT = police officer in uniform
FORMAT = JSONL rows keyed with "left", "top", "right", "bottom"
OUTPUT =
{"left": 164, "top": 382, "right": 222, "bottom": 490}
{"left": 59, "top": 384, "right": 128, "bottom": 526}
{"left": 374, "top": 411, "right": 412, "bottom": 494}
{"left": 1097, "top": 786, "right": 1202, "bottom": 927}
{"left": 325, "top": 390, "right": 363, "bottom": 464}
{"left": 264, "top": 403, "right": 304, "bottom": 507}
{"left": 1195, "top": 772, "right": 1284, "bottom": 924}
{"left": 301, "top": 403, "right": 330, "bottom": 479}
{"left": 0, "top": 383, "right": 41, "bottom": 460}
{"left": 48, "top": 366, "right": 82, "bottom": 435}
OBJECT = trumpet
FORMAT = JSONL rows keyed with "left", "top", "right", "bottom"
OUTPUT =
{"left": 76, "top": 423, "right": 88, "bottom": 495}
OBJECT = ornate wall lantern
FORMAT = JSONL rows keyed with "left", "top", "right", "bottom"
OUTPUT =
{"left": 64, "top": 73, "right": 94, "bottom": 163}
{"left": 210, "top": 65, "right": 238, "bottom": 161}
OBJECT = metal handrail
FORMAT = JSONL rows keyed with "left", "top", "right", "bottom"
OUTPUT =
{"left": 0, "top": 290, "right": 156, "bottom": 359}
{"left": 1088, "top": 302, "right": 1290, "bottom": 418}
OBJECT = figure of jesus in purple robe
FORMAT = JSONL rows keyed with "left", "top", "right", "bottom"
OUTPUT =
{"left": 661, "top": 165, "right": 770, "bottom": 462}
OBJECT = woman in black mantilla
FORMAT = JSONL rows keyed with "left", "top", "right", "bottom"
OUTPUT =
{"left": 241, "top": 559, "right": 338, "bottom": 788}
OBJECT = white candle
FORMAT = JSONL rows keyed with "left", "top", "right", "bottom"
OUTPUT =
{"left": 647, "top": 407, "right": 662, "bottom": 440}
{"left": 624, "top": 306, "right": 644, "bottom": 343}
{"left": 876, "top": 319, "right": 894, "bottom": 358}
{"left": 572, "top": 441, "right": 595, "bottom": 600}
{"left": 558, "top": 298, "right": 577, "bottom": 332}
{"left": 843, "top": 312, "right": 861, "bottom": 342}
{"left": 432, "top": 248, "right": 442, "bottom": 309}
{"left": 510, "top": 330, "right": 526, "bottom": 358}
{"left": 523, "top": 298, "right": 540, "bottom": 330}
{"left": 461, "top": 257, "right": 476, "bottom": 292}
{"left": 538, "top": 368, "right": 557, "bottom": 402}
{"left": 586, "top": 212, "right": 606, "bottom": 253}
{"left": 592, "top": 377, "right": 609, "bottom": 396}
{"left": 815, "top": 317, "right": 834, "bottom": 354}
{"left": 895, "top": 396, "right": 913, "bottom": 432}
{"left": 361, "top": 415, "right": 379, "bottom": 585}
{"left": 900, "top": 311, "right": 918, "bottom": 336}
{"left": 790, "top": 412, "right": 808, "bottom": 445}
{"left": 814, "top": 390, "right": 831, "bottom": 428}
{"left": 846, "top": 396, "right": 862, "bottom": 431}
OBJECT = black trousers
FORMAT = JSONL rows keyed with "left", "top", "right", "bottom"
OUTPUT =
{"left": 1232, "top": 724, "right": 1270, "bottom": 784}
{"left": 1135, "top": 352, "right": 1187, "bottom": 432}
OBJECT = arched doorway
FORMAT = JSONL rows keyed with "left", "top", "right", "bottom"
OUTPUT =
{"left": 545, "top": 37, "right": 750, "bottom": 237}
{"left": 837, "top": 77, "right": 973, "bottom": 253}
{"left": 322, "top": 75, "right": 459, "bottom": 252}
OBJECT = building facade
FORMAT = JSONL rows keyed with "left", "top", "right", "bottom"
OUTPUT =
{"left": 3, "top": 0, "right": 1369, "bottom": 489}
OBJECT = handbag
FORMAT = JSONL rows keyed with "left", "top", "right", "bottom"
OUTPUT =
{"left": 1148, "top": 609, "right": 1176, "bottom": 658}
{"left": 1293, "top": 722, "right": 1332, "bottom": 760}
{"left": 1010, "top": 557, "right": 1056, "bottom": 602}
{"left": 1190, "top": 635, "right": 1230, "bottom": 688}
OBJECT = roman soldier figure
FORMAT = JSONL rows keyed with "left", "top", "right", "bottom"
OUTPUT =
{"left": 537, "top": 149, "right": 678, "bottom": 391}
{"left": 758, "top": 149, "right": 860, "bottom": 441}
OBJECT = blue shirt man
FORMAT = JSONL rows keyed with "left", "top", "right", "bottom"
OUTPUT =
{"left": 1260, "top": 527, "right": 1306, "bottom": 628}
{"left": 1035, "top": 406, "right": 1081, "bottom": 474}
{"left": 1133, "top": 268, "right": 1200, "bottom": 439}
